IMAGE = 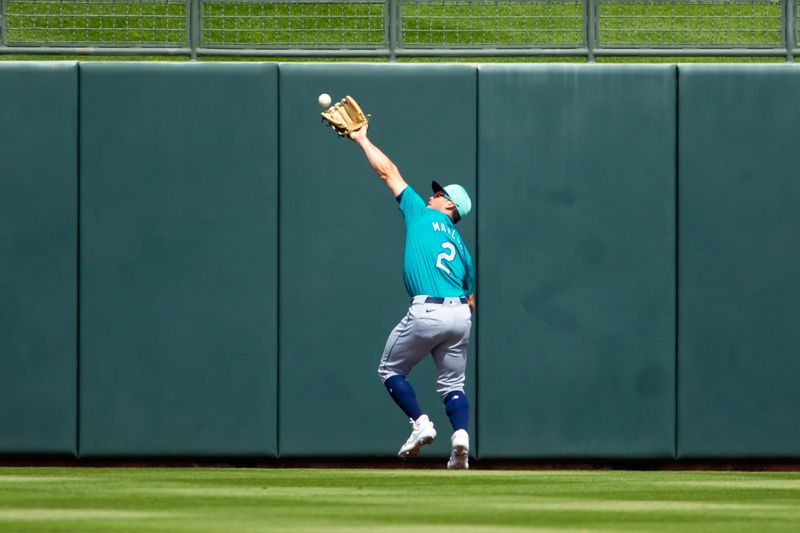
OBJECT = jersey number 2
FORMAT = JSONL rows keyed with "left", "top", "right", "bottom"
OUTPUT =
{"left": 436, "top": 242, "right": 456, "bottom": 274}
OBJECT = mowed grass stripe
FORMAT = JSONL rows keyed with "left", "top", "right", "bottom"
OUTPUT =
{"left": 1, "top": 468, "right": 800, "bottom": 532}
{"left": 0, "top": 509, "right": 179, "bottom": 520}
{"left": 2, "top": 0, "right": 790, "bottom": 48}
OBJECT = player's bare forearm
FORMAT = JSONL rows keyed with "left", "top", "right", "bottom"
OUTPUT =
{"left": 350, "top": 125, "right": 407, "bottom": 196}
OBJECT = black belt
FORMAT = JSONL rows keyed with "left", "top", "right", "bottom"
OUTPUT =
{"left": 424, "top": 297, "right": 468, "bottom": 304}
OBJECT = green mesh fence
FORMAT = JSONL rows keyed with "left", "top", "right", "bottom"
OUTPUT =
{"left": 0, "top": 0, "right": 796, "bottom": 53}
{"left": 400, "top": 0, "right": 584, "bottom": 47}
{"left": 599, "top": 0, "right": 783, "bottom": 47}
{"left": 202, "top": 0, "right": 385, "bottom": 47}
{"left": 4, "top": 0, "right": 187, "bottom": 46}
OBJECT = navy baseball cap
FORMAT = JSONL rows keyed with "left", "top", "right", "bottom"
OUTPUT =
{"left": 432, "top": 180, "right": 472, "bottom": 221}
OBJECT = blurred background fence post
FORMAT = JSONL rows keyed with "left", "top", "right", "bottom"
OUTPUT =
{"left": 786, "top": 0, "right": 797, "bottom": 59}
{"left": 190, "top": 0, "right": 201, "bottom": 59}
{"left": 0, "top": 1, "right": 798, "bottom": 62}
{"left": 586, "top": 0, "right": 598, "bottom": 61}
{"left": 387, "top": 0, "right": 398, "bottom": 60}
{"left": 0, "top": 0, "right": 7, "bottom": 48}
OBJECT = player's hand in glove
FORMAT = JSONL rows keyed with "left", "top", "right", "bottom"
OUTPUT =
{"left": 349, "top": 122, "right": 368, "bottom": 142}
{"left": 321, "top": 95, "right": 369, "bottom": 138}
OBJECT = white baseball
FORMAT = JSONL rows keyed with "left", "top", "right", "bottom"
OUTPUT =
{"left": 318, "top": 93, "right": 331, "bottom": 108}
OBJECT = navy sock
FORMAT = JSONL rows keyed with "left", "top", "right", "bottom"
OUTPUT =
{"left": 444, "top": 390, "right": 469, "bottom": 432}
{"left": 384, "top": 375, "right": 424, "bottom": 421}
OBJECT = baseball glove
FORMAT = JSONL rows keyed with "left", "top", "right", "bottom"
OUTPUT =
{"left": 321, "top": 95, "right": 369, "bottom": 137}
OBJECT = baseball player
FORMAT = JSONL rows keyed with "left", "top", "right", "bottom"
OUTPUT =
{"left": 349, "top": 124, "right": 475, "bottom": 470}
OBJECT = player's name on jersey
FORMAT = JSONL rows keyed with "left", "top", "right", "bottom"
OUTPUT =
{"left": 431, "top": 221, "right": 461, "bottom": 242}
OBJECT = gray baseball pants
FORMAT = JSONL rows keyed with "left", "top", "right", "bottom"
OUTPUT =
{"left": 378, "top": 296, "right": 472, "bottom": 398}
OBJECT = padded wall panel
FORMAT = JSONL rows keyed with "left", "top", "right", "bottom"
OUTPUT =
{"left": 478, "top": 65, "right": 676, "bottom": 459}
{"left": 80, "top": 63, "right": 278, "bottom": 456}
{"left": 678, "top": 65, "right": 800, "bottom": 458}
{"left": 0, "top": 62, "right": 78, "bottom": 454}
{"left": 279, "top": 64, "right": 477, "bottom": 457}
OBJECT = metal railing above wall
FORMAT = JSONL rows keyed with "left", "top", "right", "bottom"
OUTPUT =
{"left": 0, "top": 0, "right": 797, "bottom": 61}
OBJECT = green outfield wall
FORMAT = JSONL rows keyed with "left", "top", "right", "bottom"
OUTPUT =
{"left": 677, "top": 65, "right": 800, "bottom": 459}
{"left": 0, "top": 62, "right": 78, "bottom": 454}
{"left": 0, "top": 62, "right": 798, "bottom": 460}
{"left": 78, "top": 63, "right": 279, "bottom": 457}
{"left": 477, "top": 65, "right": 677, "bottom": 459}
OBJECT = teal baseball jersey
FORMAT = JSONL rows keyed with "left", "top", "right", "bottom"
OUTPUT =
{"left": 397, "top": 186, "right": 474, "bottom": 298}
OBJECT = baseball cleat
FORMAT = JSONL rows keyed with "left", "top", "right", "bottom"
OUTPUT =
{"left": 447, "top": 429, "right": 470, "bottom": 470}
{"left": 398, "top": 414, "right": 437, "bottom": 458}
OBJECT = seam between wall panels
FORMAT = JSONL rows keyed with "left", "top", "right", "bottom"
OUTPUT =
{"left": 473, "top": 65, "right": 480, "bottom": 460}
{"left": 276, "top": 65, "right": 282, "bottom": 460}
{"left": 674, "top": 64, "right": 680, "bottom": 461}
{"left": 76, "top": 62, "right": 82, "bottom": 459}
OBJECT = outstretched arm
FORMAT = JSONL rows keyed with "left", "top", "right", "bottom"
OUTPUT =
{"left": 350, "top": 125, "right": 407, "bottom": 197}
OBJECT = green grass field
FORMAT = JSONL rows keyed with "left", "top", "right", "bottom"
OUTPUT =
{"left": 2, "top": 467, "right": 800, "bottom": 531}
